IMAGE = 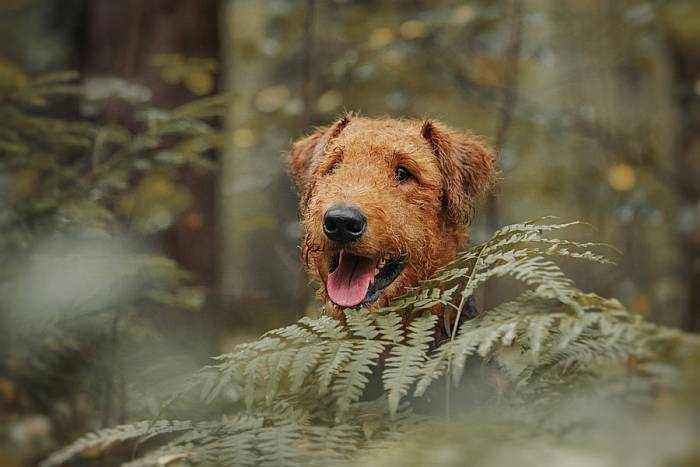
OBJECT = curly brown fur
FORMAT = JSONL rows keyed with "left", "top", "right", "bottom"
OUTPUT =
{"left": 289, "top": 115, "right": 496, "bottom": 319}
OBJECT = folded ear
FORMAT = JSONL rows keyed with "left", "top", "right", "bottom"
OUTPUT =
{"left": 421, "top": 120, "right": 497, "bottom": 225}
{"left": 288, "top": 115, "right": 351, "bottom": 196}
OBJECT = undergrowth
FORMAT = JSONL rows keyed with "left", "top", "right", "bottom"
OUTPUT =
{"left": 42, "top": 219, "right": 700, "bottom": 467}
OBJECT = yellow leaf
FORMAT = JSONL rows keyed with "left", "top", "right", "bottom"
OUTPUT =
{"left": 233, "top": 127, "right": 256, "bottom": 148}
{"left": 368, "top": 27, "right": 395, "bottom": 49}
{"left": 464, "top": 56, "right": 508, "bottom": 87}
{"left": 255, "top": 85, "right": 290, "bottom": 113}
{"left": 149, "top": 53, "right": 184, "bottom": 67}
{"left": 400, "top": 20, "right": 427, "bottom": 39}
{"left": 317, "top": 90, "right": 343, "bottom": 114}
{"left": 607, "top": 163, "right": 636, "bottom": 191}
{"left": 629, "top": 294, "right": 651, "bottom": 317}
{"left": 452, "top": 5, "right": 477, "bottom": 24}
{"left": 185, "top": 69, "right": 215, "bottom": 96}
{"left": 142, "top": 175, "right": 176, "bottom": 198}
{"left": 0, "top": 378, "right": 16, "bottom": 403}
{"left": 0, "top": 59, "right": 27, "bottom": 92}
{"left": 161, "top": 66, "right": 184, "bottom": 85}
{"left": 12, "top": 168, "right": 38, "bottom": 197}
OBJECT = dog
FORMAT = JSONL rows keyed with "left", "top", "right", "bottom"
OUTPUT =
{"left": 289, "top": 115, "right": 496, "bottom": 320}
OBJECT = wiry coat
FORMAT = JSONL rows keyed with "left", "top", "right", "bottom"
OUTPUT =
{"left": 289, "top": 115, "right": 496, "bottom": 319}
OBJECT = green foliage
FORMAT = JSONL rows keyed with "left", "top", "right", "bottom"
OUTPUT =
{"left": 0, "top": 65, "right": 225, "bottom": 243}
{"left": 0, "top": 67, "right": 225, "bottom": 432}
{"left": 43, "top": 220, "right": 700, "bottom": 466}
{"left": 0, "top": 66, "right": 224, "bottom": 316}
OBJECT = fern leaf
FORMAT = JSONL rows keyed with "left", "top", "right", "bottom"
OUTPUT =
{"left": 316, "top": 340, "right": 354, "bottom": 395}
{"left": 265, "top": 323, "right": 318, "bottom": 344}
{"left": 289, "top": 343, "right": 324, "bottom": 392}
{"left": 446, "top": 324, "right": 489, "bottom": 385}
{"left": 40, "top": 421, "right": 194, "bottom": 467}
{"left": 301, "top": 315, "right": 348, "bottom": 340}
{"left": 407, "top": 313, "right": 438, "bottom": 348}
{"left": 556, "top": 314, "right": 597, "bottom": 349}
{"left": 333, "top": 340, "right": 384, "bottom": 418}
{"left": 414, "top": 345, "right": 450, "bottom": 397}
{"left": 373, "top": 312, "right": 404, "bottom": 344}
{"left": 345, "top": 309, "right": 380, "bottom": 339}
{"left": 303, "top": 425, "right": 361, "bottom": 465}
{"left": 384, "top": 345, "right": 425, "bottom": 416}
{"left": 244, "top": 356, "right": 265, "bottom": 409}
{"left": 265, "top": 348, "right": 297, "bottom": 406}
{"left": 383, "top": 314, "right": 437, "bottom": 415}
{"left": 526, "top": 315, "right": 556, "bottom": 362}
{"left": 256, "top": 423, "right": 303, "bottom": 467}
{"left": 214, "top": 432, "right": 258, "bottom": 467}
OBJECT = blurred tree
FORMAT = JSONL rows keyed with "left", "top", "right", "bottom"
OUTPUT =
{"left": 78, "top": 0, "right": 222, "bottom": 290}
{"left": 0, "top": 67, "right": 225, "bottom": 462}
{"left": 0, "top": 0, "right": 83, "bottom": 73}
{"left": 662, "top": 3, "right": 700, "bottom": 331}
{"left": 219, "top": 0, "right": 314, "bottom": 331}
{"left": 0, "top": 2, "right": 228, "bottom": 462}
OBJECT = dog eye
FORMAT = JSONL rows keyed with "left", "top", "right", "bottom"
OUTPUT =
{"left": 395, "top": 166, "right": 413, "bottom": 182}
{"left": 324, "top": 160, "right": 340, "bottom": 176}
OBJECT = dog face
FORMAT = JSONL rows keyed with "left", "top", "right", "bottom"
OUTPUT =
{"left": 289, "top": 116, "right": 495, "bottom": 314}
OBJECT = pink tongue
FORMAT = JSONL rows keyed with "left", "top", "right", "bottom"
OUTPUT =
{"left": 327, "top": 252, "right": 375, "bottom": 307}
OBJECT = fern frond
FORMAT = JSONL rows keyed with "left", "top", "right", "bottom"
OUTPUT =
{"left": 373, "top": 311, "right": 405, "bottom": 344}
{"left": 42, "top": 219, "right": 700, "bottom": 467}
{"left": 414, "top": 345, "right": 450, "bottom": 397}
{"left": 301, "top": 315, "right": 349, "bottom": 340}
{"left": 265, "top": 323, "right": 318, "bottom": 344}
{"left": 316, "top": 341, "right": 355, "bottom": 396}
{"left": 244, "top": 356, "right": 266, "bottom": 409}
{"left": 122, "top": 415, "right": 265, "bottom": 467}
{"left": 213, "top": 431, "right": 258, "bottom": 467}
{"left": 256, "top": 422, "right": 303, "bottom": 467}
{"left": 265, "top": 348, "right": 297, "bottom": 406}
{"left": 345, "top": 308, "right": 380, "bottom": 339}
{"left": 383, "top": 314, "right": 437, "bottom": 416}
{"left": 302, "top": 425, "right": 361, "bottom": 465}
{"left": 288, "top": 343, "right": 325, "bottom": 392}
{"left": 332, "top": 340, "right": 384, "bottom": 417}
{"left": 40, "top": 420, "right": 195, "bottom": 467}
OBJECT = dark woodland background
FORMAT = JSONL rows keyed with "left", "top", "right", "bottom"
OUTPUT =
{"left": 0, "top": 0, "right": 699, "bottom": 464}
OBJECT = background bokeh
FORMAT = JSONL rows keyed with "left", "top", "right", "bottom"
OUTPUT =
{"left": 0, "top": 0, "right": 699, "bottom": 464}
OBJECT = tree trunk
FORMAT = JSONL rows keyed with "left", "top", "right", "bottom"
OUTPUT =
{"left": 77, "top": 0, "right": 222, "bottom": 292}
{"left": 217, "top": 0, "right": 312, "bottom": 331}
{"left": 75, "top": 0, "right": 223, "bottom": 426}
{"left": 664, "top": 8, "right": 700, "bottom": 331}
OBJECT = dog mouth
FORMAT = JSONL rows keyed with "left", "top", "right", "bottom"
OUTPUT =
{"left": 326, "top": 251, "right": 405, "bottom": 308}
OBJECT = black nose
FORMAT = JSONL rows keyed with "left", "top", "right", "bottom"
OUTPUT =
{"left": 323, "top": 204, "right": 367, "bottom": 243}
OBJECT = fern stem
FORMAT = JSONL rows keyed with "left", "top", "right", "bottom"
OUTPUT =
{"left": 450, "top": 243, "right": 487, "bottom": 339}
{"left": 445, "top": 374, "right": 451, "bottom": 419}
{"left": 445, "top": 243, "right": 487, "bottom": 418}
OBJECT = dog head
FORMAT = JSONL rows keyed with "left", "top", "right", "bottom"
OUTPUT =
{"left": 289, "top": 115, "right": 496, "bottom": 313}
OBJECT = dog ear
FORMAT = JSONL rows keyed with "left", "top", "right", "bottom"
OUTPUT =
{"left": 289, "top": 115, "right": 351, "bottom": 195}
{"left": 421, "top": 120, "right": 496, "bottom": 224}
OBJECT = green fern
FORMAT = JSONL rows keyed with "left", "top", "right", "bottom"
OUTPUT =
{"left": 42, "top": 220, "right": 700, "bottom": 467}
{"left": 41, "top": 420, "right": 197, "bottom": 466}
{"left": 383, "top": 314, "right": 437, "bottom": 415}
